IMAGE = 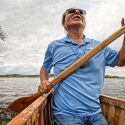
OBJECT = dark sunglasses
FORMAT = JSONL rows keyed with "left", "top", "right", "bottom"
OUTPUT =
{"left": 66, "top": 8, "right": 86, "bottom": 15}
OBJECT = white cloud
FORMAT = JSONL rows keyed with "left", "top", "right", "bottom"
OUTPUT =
{"left": 0, "top": 0, "right": 125, "bottom": 76}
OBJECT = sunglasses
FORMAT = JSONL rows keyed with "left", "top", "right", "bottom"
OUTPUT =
{"left": 66, "top": 8, "right": 86, "bottom": 15}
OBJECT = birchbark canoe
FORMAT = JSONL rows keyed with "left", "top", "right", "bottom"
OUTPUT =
{"left": 6, "top": 94, "right": 125, "bottom": 125}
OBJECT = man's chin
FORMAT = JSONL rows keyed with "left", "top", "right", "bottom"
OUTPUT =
{"left": 67, "top": 23, "right": 84, "bottom": 29}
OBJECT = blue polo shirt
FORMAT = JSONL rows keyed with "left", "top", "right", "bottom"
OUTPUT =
{"left": 42, "top": 35, "right": 119, "bottom": 116}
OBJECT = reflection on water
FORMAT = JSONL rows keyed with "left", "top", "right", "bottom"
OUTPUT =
{"left": 0, "top": 77, "right": 125, "bottom": 107}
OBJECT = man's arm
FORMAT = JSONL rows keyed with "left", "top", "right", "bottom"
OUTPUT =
{"left": 38, "top": 68, "right": 51, "bottom": 94}
{"left": 117, "top": 18, "right": 125, "bottom": 67}
{"left": 40, "top": 68, "right": 49, "bottom": 81}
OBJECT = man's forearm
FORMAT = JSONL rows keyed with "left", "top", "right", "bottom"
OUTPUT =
{"left": 117, "top": 34, "right": 125, "bottom": 66}
{"left": 40, "top": 68, "right": 49, "bottom": 81}
{"left": 38, "top": 68, "right": 52, "bottom": 94}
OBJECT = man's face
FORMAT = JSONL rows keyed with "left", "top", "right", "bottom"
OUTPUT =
{"left": 64, "top": 8, "right": 86, "bottom": 30}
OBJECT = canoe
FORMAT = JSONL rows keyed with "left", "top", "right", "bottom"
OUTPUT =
{"left": 6, "top": 94, "right": 125, "bottom": 125}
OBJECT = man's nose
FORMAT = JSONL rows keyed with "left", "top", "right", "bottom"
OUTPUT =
{"left": 74, "top": 10, "right": 80, "bottom": 14}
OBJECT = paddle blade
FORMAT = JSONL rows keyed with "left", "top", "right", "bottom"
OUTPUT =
{"left": 8, "top": 92, "right": 42, "bottom": 112}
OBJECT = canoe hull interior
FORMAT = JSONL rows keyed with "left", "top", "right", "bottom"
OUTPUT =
{"left": 2, "top": 94, "right": 125, "bottom": 125}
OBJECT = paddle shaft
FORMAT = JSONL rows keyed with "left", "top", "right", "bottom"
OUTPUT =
{"left": 48, "top": 25, "right": 125, "bottom": 88}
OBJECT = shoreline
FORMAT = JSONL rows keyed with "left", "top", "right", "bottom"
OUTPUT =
{"left": 0, "top": 74, "right": 124, "bottom": 79}
{"left": 0, "top": 74, "right": 54, "bottom": 78}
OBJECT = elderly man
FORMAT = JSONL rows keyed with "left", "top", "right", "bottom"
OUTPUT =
{"left": 38, "top": 8, "right": 125, "bottom": 125}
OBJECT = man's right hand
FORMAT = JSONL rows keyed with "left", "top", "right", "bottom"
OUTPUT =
{"left": 38, "top": 80, "right": 54, "bottom": 94}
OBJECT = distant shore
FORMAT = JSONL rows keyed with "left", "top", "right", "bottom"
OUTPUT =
{"left": 0, "top": 74, "right": 54, "bottom": 78}
{"left": 0, "top": 74, "right": 124, "bottom": 79}
{"left": 105, "top": 75, "right": 125, "bottom": 79}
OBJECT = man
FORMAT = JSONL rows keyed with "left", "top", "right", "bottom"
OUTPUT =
{"left": 38, "top": 8, "right": 125, "bottom": 125}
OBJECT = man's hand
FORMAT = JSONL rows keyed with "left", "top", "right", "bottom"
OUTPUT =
{"left": 38, "top": 80, "right": 54, "bottom": 94}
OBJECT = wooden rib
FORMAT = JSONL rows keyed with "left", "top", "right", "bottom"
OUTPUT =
{"left": 107, "top": 106, "right": 115, "bottom": 125}
{"left": 101, "top": 103, "right": 106, "bottom": 116}
{"left": 105, "top": 104, "right": 110, "bottom": 120}
{"left": 118, "top": 110, "right": 125, "bottom": 125}
{"left": 113, "top": 108, "right": 121, "bottom": 125}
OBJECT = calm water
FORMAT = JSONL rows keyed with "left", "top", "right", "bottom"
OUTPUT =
{"left": 0, "top": 78, "right": 125, "bottom": 107}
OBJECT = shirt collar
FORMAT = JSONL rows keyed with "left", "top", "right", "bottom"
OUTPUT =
{"left": 64, "top": 35, "right": 91, "bottom": 45}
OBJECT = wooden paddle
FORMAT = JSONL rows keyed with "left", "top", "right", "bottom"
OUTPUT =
{"left": 8, "top": 25, "right": 125, "bottom": 113}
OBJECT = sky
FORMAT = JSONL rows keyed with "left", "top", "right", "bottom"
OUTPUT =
{"left": 0, "top": 0, "right": 125, "bottom": 76}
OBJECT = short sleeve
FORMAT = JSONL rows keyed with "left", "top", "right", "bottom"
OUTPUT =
{"left": 42, "top": 45, "right": 53, "bottom": 73}
{"left": 104, "top": 47, "right": 119, "bottom": 67}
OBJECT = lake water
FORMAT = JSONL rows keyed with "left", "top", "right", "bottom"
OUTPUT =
{"left": 0, "top": 77, "right": 125, "bottom": 107}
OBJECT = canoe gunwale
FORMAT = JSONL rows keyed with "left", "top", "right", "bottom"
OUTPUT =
{"left": 100, "top": 94, "right": 125, "bottom": 109}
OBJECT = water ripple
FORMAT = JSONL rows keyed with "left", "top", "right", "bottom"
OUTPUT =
{"left": 0, "top": 77, "right": 125, "bottom": 107}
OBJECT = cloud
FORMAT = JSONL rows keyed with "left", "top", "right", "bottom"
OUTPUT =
{"left": 0, "top": 0, "right": 125, "bottom": 76}
{"left": 86, "top": 0, "right": 125, "bottom": 38}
